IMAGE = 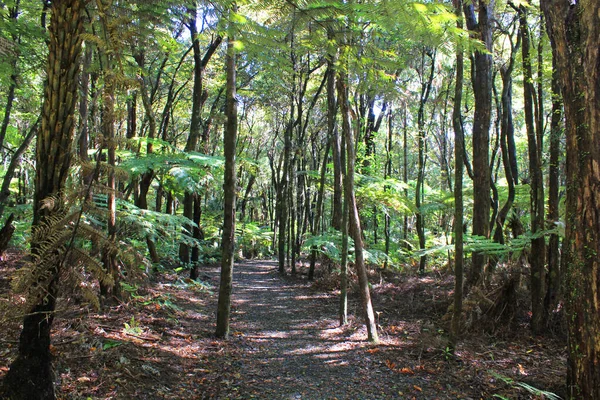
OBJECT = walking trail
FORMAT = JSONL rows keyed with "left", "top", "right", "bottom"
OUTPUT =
{"left": 218, "top": 260, "right": 432, "bottom": 399}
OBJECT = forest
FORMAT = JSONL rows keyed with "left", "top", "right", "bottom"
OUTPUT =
{"left": 0, "top": 0, "right": 599, "bottom": 398}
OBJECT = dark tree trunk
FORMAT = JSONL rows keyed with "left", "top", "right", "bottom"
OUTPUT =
{"left": 544, "top": 50, "right": 562, "bottom": 316}
{"left": 518, "top": 5, "right": 546, "bottom": 333}
{"left": 215, "top": 22, "right": 237, "bottom": 339}
{"left": 1, "top": 1, "right": 84, "bottom": 398}
{"left": 0, "top": 1, "right": 19, "bottom": 152}
{"left": 416, "top": 48, "right": 435, "bottom": 274}
{"left": 277, "top": 109, "right": 293, "bottom": 274}
{"left": 0, "top": 117, "right": 39, "bottom": 218}
{"left": 98, "top": 5, "right": 120, "bottom": 302}
{"left": 384, "top": 109, "right": 392, "bottom": 269}
{"left": 309, "top": 141, "right": 330, "bottom": 281}
{"left": 180, "top": 10, "right": 222, "bottom": 269}
{"left": 327, "top": 29, "right": 342, "bottom": 231}
{"left": 492, "top": 29, "right": 520, "bottom": 244}
{"left": 464, "top": 0, "right": 494, "bottom": 288}
{"left": 136, "top": 62, "right": 160, "bottom": 264}
{"left": 542, "top": 0, "right": 600, "bottom": 396}
{"left": 450, "top": 0, "right": 464, "bottom": 349}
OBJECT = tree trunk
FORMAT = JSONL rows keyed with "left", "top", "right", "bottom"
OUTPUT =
{"left": 309, "top": 141, "right": 330, "bottom": 281}
{"left": 384, "top": 109, "right": 392, "bottom": 269}
{"left": 136, "top": 61, "right": 160, "bottom": 264}
{"left": 492, "top": 30, "right": 520, "bottom": 244}
{"left": 327, "top": 29, "right": 342, "bottom": 231}
{"left": 337, "top": 49, "right": 378, "bottom": 344}
{"left": 0, "top": 1, "right": 19, "bottom": 152}
{"left": 0, "top": 117, "right": 39, "bottom": 218}
{"left": 416, "top": 48, "right": 435, "bottom": 274}
{"left": 518, "top": 5, "right": 546, "bottom": 333}
{"left": 544, "top": 50, "right": 562, "bottom": 316}
{"left": 450, "top": 0, "right": 464, "bottom": 349}
{"left": 180, "top": 10, "right": 222, "bottom": 269}
{"left": 1, "top": 1, "right": 84, "bottom": 398}
{"left": 542, "top": 0, "right": 600, "bottom": 396}
{"left": 215, "top": 20, "right": 237, "bottom": 339}
{"left": 98, "top": 2, "right": 120, "bottom": 302}
{"left": 464, "top": 0, "right": 494, "bottom": 288}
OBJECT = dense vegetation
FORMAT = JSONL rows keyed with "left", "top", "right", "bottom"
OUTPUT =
{"left": 0, "top": 0, "right": 598, "bottom": 398}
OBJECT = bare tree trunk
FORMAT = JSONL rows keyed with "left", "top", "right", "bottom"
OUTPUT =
{"left": 542, "top": 0, "right": 600, "bottom": 396}
{"left": 309, "top": 141, "right": 330, "bottom": 281}
{"left": 215, "top": 19, "right": 237, "bottom": 339}
{"left": 544, "top": 50, "right": 562, "bottom": 317}
{"left": 492, "top": 30, "right": 520, "bottom": 244}
{"left": 464, "top": 0, "right": 494, "bottom": 288}
{"left": 416, "top": 48, "right": 435, "bottom": 274}
{"left": 337, "top": 47, "right": 378, "bottom": 343}
{"left": 450, "top": 0, "right": 464, "bottom": 349}
{"left": 518, "top": 5, "right": 546, "bottom": 333}
{"left": 181, "top": 8, "right": 222, "bottom": 271}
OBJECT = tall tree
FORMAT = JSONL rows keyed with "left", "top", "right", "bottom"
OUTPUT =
{"left": 1, "top": 0, "right": 84, "bottom": 397}
{"left": 464, "top": 0, "right": 494, "bottom": 288}
{"left": 215, "top": 5, "right": 237, "bottom": 339}
{"left": 542, "top": 0, "right": 600, "bottom": 396}
{"left": 415, "top": 48, "right": 435, "bottom": 274}
{"left": 181, "top": 5, "right": 222, "bottom": 276}
{"left": 337, "top": 40, "right": 378, "bottom": 344}
{"left": 517, "top": 4, "right": 546, "bottom": 333}
{"left": 450, "top": 0, "right": 464, "bottom": 349}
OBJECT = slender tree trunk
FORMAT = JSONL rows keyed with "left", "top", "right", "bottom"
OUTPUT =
{"left": 98, "top": 1, "right": 120, "bottom": 302}
{"left": 464, "top": 0, "right": 494, "bottom": 288}
{"left": 1, "top": 1, "right": 84, "bottom": 398}
{"left": 384, "top": 109, "right": 392, "bottom": 269}
{"left": 519, "top": 5, "right": 546, "bottom": 333}
{"left": 136, "top": 61, "right": 160, "bottom": 264}
{"left": 339, "top": 98, "right": 348, "bottom": 327}
{"left": 492, "top": 32, "right": 520, "bottom": 244}
{"left": 416, "top": 49, "right": 435, "bottom": 274}
{"left": 544, "top": 50, "right": 562, "bottom": 316}
{"left": 450, "top": 0, "right": 464, "bottom": 349}
{"left": 309, "top": 141, "right": 330, "bottom": 280}
{"left": 278, "top": 109, "right": 293, "bottom": 274}
{"left": 181, "top": 10, "right": 222, "bottom": 271}
{"left": 0, "top": 1, "right": 19, "bottom": 152}
{"left": 215, "top": 21, "right": 237, "bottom": 339}
{"left": 0, "top": 117, "right": 39, "bottom": 218}
{"left": 403, "top": 107, "right": 409, "bottom": 240}
{"left": 327, "top": 29, "right": 342, "bottom": 231}
{"left": 337, "top": 48, "right": 378, "bottom": 343}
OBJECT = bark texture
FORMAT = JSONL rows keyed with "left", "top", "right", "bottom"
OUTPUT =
{"left": 464, "top": 0, "right": 494, "bottom": 287}
{"left": 215, "top": 24, "right": 237, "bottom": 339}
{"left": 1, "top": 0, "right": 84, "bottom": 398}
{"left": 542, "top": 0, "right": 600, "bottom": 397}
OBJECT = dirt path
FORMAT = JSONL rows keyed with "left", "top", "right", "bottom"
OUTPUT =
{"left": 219, "top": 260, "right": 432, "bottom": 400}
{"left": 0, "top": 256, "right": 567, "bottom": 399}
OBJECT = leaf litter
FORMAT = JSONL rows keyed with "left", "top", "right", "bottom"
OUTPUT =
{"left": 0, "top": 254, "right": 566, "bottom": 399}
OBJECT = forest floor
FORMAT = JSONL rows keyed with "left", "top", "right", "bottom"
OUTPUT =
{"left": 0, "top": 252, "right": 566, "bottom": 399}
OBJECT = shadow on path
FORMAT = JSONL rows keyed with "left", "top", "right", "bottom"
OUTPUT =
{"left": 220, "top": 260, "right": 429, "bottom": 400}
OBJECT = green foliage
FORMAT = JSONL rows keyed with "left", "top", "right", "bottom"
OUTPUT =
{"left": 120, "top": 150, "right": 224, "bottom": 197}
{"left": 489, "top": 371, "right": 562, "bottom": 400}
{"left": 237, "top": 222, "right": 273, "bottom": 258}
{"left": 303, "top": 228, "right": 353, "bottom": 264}
{"left": 356, "top": 175, "right": 414, "bottom": 215}
{"left": 123, "top": 316, "right": 143, "bottom": 335}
